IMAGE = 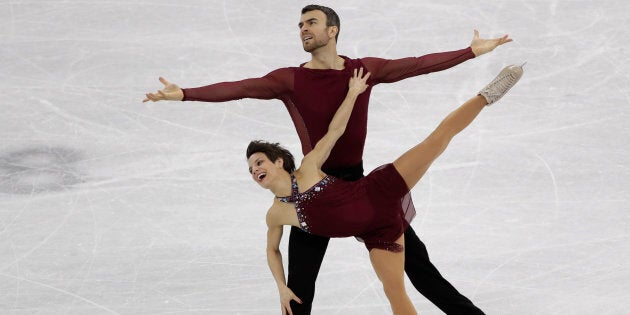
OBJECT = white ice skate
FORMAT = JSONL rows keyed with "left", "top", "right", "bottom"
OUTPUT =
{"left": 478, "top": 63, "right": 525, "bottom": 105}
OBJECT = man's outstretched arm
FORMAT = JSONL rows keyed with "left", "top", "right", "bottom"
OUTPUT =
{"left": 143, "top": 68, "right": 293, "bottom": 103}
{"left": 362, "top": 30, "right": 512, "bottom": 84}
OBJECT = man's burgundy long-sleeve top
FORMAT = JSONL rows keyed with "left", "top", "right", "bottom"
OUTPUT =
{"left": 183, "top": 47, "right": 475, "bottom": 170}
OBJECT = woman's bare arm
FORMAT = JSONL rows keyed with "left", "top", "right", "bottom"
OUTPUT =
{"left": 266, "top": 207, "right": 302, "bottom": 314}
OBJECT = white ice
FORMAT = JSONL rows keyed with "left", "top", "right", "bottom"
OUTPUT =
{"left": 1, "top": 0, "right": 628, "bottom": 314}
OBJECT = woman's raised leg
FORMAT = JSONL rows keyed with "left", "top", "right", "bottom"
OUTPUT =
{"left": 393, "top": 95, "right": 487, "bottom": 190}
{"left": 393, "top": 64, "right": 524, "bottom": 190}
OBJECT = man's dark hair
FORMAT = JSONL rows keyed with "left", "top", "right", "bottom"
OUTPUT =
{"left": 246, "top": 140, "right": 296, "bottom": 173}
{"left": 302, "top": 4, "right": 341, "bottom": 42}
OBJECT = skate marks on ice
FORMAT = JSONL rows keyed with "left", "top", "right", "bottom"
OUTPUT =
{"left": 0, "top": 147, "right": 84, "bottom": 195}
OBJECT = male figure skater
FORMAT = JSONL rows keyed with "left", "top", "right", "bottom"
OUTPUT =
{"left": 144, "top": 5, "right": 511, "bottom": 314}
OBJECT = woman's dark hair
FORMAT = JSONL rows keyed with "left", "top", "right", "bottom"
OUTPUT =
{"left": 302, "top": 4, "right": 340, "bottom": 42}
{"left": 246, "top": 140, "right": 296, "bottom": 173}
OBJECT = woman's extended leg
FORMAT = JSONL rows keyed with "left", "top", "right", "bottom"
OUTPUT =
{"left": 369, "top": 235, "right": 417, "bottom": 315}
{"left": 393, "top": 64, "right": 523, "bottom": 190}
{"left": 393, "top": 95, "right": 486, "bottom": 189}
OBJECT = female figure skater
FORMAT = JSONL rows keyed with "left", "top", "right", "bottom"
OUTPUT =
{"left": 247, "top": 65, "right": 523, "bottom": 314}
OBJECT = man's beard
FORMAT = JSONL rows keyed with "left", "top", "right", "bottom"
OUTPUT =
{"left": 303, "top": 38, "right": 329, "bottom": 53}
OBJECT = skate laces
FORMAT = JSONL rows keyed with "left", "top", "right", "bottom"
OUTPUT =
{"left": 481, "top": 64, "right": 524, "bottom": 105}
{"left": 490, "top": 69, "right": 519, "bottom": 95}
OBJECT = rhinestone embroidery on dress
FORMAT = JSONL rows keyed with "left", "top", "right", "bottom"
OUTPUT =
{"left": 277, "top": 174, "right": 335, "bottom": 233}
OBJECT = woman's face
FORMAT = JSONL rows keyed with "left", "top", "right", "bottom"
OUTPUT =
{"left": 248, "top": 152, "right": 283, "bottom": 189}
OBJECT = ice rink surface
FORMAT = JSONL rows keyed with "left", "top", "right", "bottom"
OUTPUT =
{"left": 1, "top": 0, "right": 629, "bottom": 314}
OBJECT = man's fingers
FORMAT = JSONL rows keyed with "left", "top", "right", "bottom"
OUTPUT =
{"left": 159, "top": 77, "right": 170, "bottom": 87}
{"left": 497, "top": 35, "right": 512, "bottom": 46}
{"left": 473, "top": 29, "right": 479, "bottom": 39}
{"left": 144, "top": 93, "right": 161, "bottom": 102}
{"left": 144, "top": 78, "right": 170, "bottom": 102}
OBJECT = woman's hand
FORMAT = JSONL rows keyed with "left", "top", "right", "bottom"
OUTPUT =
{"left": 348, "top": 67, "right": 371, "bottom": 95}
{"left": 279, "top": 285, "right": 302, "bottom": 315}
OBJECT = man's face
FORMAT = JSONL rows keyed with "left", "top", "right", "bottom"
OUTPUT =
{"left": 298, "top": 10, "right": 334, "bottom": 52}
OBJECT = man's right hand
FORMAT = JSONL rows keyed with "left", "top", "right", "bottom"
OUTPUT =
{"left": 143, "top": 77, "right": 184, "bottom": 102}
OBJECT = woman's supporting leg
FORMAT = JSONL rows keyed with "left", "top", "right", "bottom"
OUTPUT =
{"left": 369, "top": 235, "right": 417, "bottom": 315}
{"left": 393, "top": 95, "right": 487, "bottom": 190}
